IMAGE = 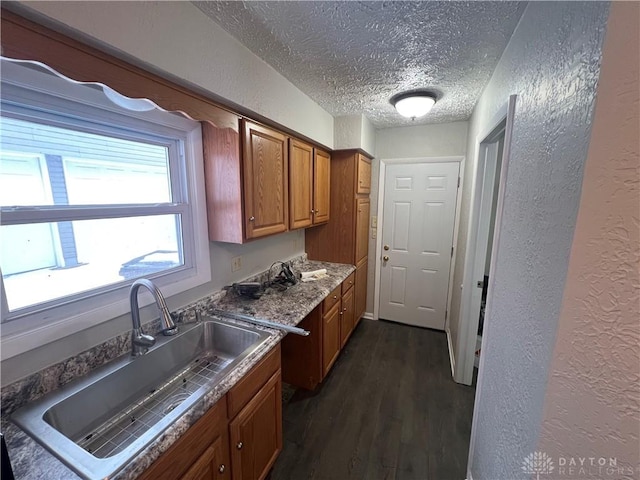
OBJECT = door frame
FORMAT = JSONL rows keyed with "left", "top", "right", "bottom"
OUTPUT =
{"left": 455, "top": 95, "right": 517, "bottom": 387}
{"left": 373, "top": 156, "right": 465, "bottom": 333}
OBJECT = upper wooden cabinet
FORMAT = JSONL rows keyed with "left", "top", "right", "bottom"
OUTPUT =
{"left": 243, "top": 121, "right": 289, "bottom": 240}
{"left": 306, "top": 149, "right": 372, "bottom": 323}
{"left": 313, "top": 149, "right": 331, "bottom": 225}
{"left": 288, "top": 139, "right": 330, "bottom": 230}
{"left": 356, "top": 154, "right": 372, "bottom": 194}
{"left": 289, "top": 138, "right": 314, "bottom": 229}
{"left": 306, "top": 150, "right": 372, "bottom": 265}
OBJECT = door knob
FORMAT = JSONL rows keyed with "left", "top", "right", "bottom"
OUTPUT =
{"left": 383, "top": 255, "right": 389, "bottom": 261}
{"left": 383, "top": 245, "right": 389, "bottom": 251}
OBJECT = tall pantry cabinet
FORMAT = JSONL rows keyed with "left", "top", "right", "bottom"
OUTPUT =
{"left": 306, "top": 150, "right": 372, "bottom": 323}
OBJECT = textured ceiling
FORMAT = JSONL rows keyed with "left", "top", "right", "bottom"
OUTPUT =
{"left": 193, "top": 1, "right": 526, "bottom": 128}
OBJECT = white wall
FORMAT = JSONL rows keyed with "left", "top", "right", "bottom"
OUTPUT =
{"left": 368, "top": 122, "right": 468, "bottom": 314}
{"left": 15, "top": 1, "right": 334, "bottom": 148}
{"left": 1, "top": 1, "right": 332, "bottom": 385}
{"left": 334, "top": 114, "right": 376, "bottom": 157}
{"left": 458, "top": 2, "right": 611, "bottom": 478}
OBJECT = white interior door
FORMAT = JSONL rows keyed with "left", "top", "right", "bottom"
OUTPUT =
{"left": 379, "top": 162, "right": 459, "bottom": 330}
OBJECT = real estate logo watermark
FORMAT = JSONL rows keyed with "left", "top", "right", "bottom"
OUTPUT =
{"left": 521, "top": 452, "right": 637, "bottom": 479}
{"left": 522, "top": 451, "right": 555, "bottom": 480}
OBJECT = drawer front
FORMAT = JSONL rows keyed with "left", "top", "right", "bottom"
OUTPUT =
{"left": 227, "top": 344, "right": 281, "bottom": 419}
{"left": 323, "top": 285, "right": 342, "bottom": 312}
{"left": 341, "top": 272, "right": 355, "bottom": 295}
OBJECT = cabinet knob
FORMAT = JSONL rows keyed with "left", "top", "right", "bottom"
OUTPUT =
{"left": 333, "top": 295, "right": 337, "bottom": 299}
{"left": 311, "top": 209, "right": 315, "bottom": 214}
{"left": 249, "top": 216, "right": 255, "bottom": 222}
{"left": 343, "top": 307, "right": 347, "bottom": 312}
{"left": 236, "top": 441, "right": 243, "bottom": 450}
{"left": 219, "top": 464, "right": 226, "bottom": 473}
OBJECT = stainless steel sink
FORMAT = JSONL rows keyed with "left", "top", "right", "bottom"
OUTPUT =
{"left": 12, "top": 317, "right": 272, "bottom": 480}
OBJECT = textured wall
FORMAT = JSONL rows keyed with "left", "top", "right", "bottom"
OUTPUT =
{"left": 461, "top": 2, "right": 610, "bottom": 478}
{"left": 538, "top": 2, "right": 640, "bottom": 476}
{"left": 15, "top": 1, "right": 334, "bottom": 147}
{"left": 367, "top": 122, "right": 468, "bottom": 315}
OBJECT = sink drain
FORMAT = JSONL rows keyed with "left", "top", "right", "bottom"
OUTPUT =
{"left": 161, "top": 392, "right": 191, "bottom": 415}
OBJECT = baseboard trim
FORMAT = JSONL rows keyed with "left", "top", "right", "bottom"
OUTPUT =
{"left": 446, "top": 328, "right": 456, "bottom": 378}
{"left": 362, "top": 312, "right": 374, "bottom": 320}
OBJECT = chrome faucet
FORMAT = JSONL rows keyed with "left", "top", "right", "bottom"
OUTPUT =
{"left": 129, "top": 279, "right": 178, "bottom": 357}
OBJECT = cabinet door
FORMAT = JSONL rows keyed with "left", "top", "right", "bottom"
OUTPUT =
{"left": 356, "top": 154, "right": 371, "bottom": 194}
{"left": 322, "top": 302, "right": 341, "bottom": 376}
{"left": 355, "top": 260, "right": 368, "bottom": 324}
{"left": 229, "top": 372, "right": 282, "bottom": 480}
{"left": 313, "top": 149, "right": 331, "bottom": 225}
{"left": 355, "top": 197, "right": 370, "bottom": 265}
{"left": 243, "top": 120, "right": 288, "bottom": 239}
{"left": 340, "top": 287, "right": 355, "bottom": 348}
{"left": 289, "top": 138, "right": 314, "bottom": 229}
{"left": 181, "top": 435, "right": 229, "bottom": 480}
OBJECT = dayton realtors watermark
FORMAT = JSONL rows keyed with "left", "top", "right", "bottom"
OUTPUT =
{"left": 522, "top": 451, "right": 637, "bottom": 479}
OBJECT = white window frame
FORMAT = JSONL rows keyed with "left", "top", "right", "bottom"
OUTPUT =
{"left": 0, "top": 59, "right": 211, "bottom": 360}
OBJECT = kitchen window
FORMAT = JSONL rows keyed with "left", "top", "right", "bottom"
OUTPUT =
{"left": 0, "top": 59, "right": 211, "bottom": 359}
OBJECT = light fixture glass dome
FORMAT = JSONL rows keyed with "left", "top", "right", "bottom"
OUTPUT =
{"left": 393, "top": 93, "right": 436, "bottom": 119}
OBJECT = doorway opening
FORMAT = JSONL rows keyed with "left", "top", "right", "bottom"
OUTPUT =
{"left": 454, "top": 95, "right": 516, "bottom": 386}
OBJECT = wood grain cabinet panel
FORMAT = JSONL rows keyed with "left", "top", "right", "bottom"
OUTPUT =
{"left": 181, "top": 436, "right": 228, "bottom": 480}
{"left": 356, "top": 154, "right": 372, "bottom": 194}
{"left": 139, "top": 399, "right": 230, "bottom": 480}
{"left": 229, "top": 372, "right": 282, "bottom": 480}
{"left": 313, "top": 149, "right": 331, "bottom": 224}
{"left": 355, "top": 259, "right": 368, "bottom": 324}
{"left": 340, "top": 286, "right": 355, "bottom": 348}
{"left": 355, "top": 197, "right": 370, "bottom": 265}
{"left": 288, "top": 140, "right": 330, "bottom": 229}
{"left": 322, "top": 302, "right": 342, "bottom": 376}
{"left": 289, "top": 138, "right": 314, "bottom": 229}
{"left": 281, "top": 306, "right": 323, "bottom": 390}
{"left": 243, "top": 120, "right": 289, "bottom": 239}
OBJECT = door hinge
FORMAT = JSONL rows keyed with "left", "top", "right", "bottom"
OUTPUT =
{"left": 457, "top": 177, "right": 461, "bottom": 188}
{"left": 451, "top": 246, "right": 454, "bottom": 257}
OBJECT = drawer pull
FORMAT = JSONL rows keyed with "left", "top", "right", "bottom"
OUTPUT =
{"left": 236, "top": 441, "right": 243, "bottom": 450}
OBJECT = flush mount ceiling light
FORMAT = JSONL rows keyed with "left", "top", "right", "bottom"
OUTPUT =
{"left": 391, "top": 91, "right": 437, "bottom": 119}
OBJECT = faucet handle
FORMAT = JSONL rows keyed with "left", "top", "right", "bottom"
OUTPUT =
{"left": 131, "top": 329, "right": 156, "bottom": 356}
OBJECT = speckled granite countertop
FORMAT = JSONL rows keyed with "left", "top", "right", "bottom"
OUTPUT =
{"left": 2, "top": 259, "right": 354, "bottom": 480}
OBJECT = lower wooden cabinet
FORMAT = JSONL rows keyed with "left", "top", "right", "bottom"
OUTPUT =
{"left": 340, "top": 286, "right": 355, "bottom": 349}
{"left": 282, "top": 274, "right": 358, "bottom": 390}
{"left": 322, "top": 301, "right": 341, "bottom": 376}
{"left": 138, "top": 399, "right": 230, "bottom": 480}
{"left": 181, "top": 436, "right": 228, "bottom": 480}
{"left": 229, "top": 372, "right": 282, "bottom": 480}
{"left": 140, "top": 346, "right": 282, "bottom": 480}
{"left": 355, "top": 259, "right": 368, "bottom": 325}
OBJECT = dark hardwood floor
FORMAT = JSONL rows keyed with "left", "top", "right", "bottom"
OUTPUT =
{"left": 272, "top": 319, "right": 476, "bottom": 480}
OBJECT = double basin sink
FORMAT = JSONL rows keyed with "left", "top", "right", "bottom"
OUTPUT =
{"left": 12, "top": 317, "right": 273, "bottom": 480}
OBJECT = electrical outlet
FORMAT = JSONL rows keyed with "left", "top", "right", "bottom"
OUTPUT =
{"left": 231, "top": 256, "right": 242, "bottom": 272}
